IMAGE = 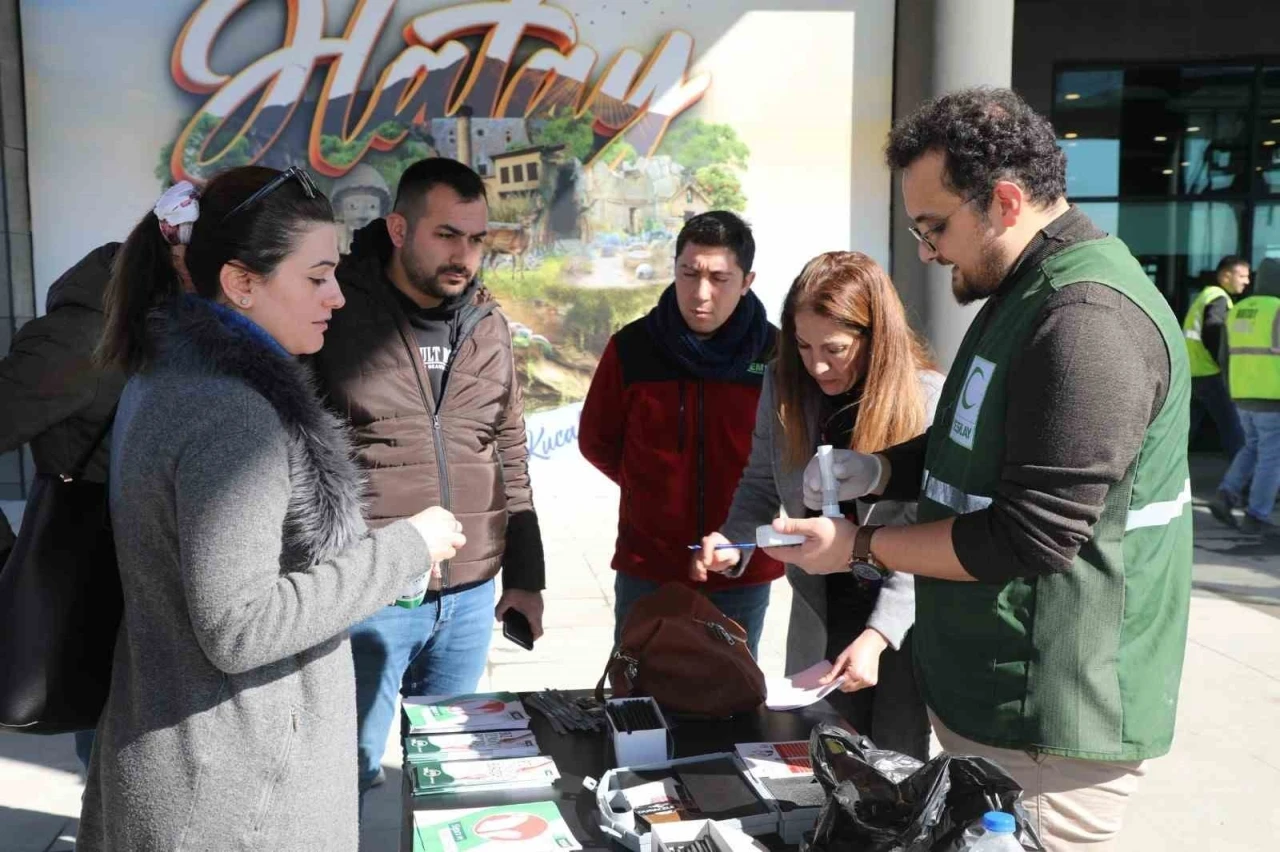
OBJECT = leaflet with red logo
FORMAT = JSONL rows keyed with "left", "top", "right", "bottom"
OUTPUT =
{"left": 411, "top": 801, "right": 581, "bottom": 852}
{"left": 403, "top": 692, "right": 531, "bottom": 734}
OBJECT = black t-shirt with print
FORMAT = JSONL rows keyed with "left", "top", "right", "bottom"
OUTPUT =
{"left": 392, "top": 287, "right": 458, "bottom": 405}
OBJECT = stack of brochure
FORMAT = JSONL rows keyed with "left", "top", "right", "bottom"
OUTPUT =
{"left": 402, "top": 692, "right": 561, "bottom": 798}
{"left": 412, "top": 802, "right": 582, "bottom": 852}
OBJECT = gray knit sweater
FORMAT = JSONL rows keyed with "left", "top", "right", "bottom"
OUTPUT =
{"left": 77, "top": 298, "right": 429, "bottom": 852}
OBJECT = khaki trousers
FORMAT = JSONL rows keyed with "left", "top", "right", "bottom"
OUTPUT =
{"left": 930, "top": 712, "right": 1146, "bottom": 851}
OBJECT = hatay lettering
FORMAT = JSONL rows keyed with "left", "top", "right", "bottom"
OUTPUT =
{"left": 167, "top": 0, "right": 712, "bottom": 182}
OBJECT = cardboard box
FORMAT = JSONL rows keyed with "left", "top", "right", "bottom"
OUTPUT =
{"left": 605, "top": 697, "right": 671, "bottom": 767}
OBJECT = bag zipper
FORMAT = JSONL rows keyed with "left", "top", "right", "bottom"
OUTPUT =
{"left": 692, "top": 617, "right": 746, "bottom": 647}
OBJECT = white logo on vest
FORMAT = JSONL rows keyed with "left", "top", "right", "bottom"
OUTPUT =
{"left": 950, "top": 356, "right": 996, "bottom": 450}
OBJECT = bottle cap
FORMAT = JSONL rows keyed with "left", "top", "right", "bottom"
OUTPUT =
{"left": 982, "top": 811, "right": 1016, "bottom": 833}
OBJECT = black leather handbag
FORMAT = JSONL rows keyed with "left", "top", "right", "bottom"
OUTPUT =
{"left": 0, "top": 414, "right": 122, "bottom": 734}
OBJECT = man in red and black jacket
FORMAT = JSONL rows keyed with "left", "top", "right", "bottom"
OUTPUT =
{"left": 579, "top": 211, "right": 782, "bottom": 656}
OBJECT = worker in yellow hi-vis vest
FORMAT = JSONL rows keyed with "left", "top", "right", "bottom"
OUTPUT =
{"left": 1183, "top": 255, "right": 1250, "bottom": 458}
{"left": 1209, "top": 258, "right": 1280, "bottom": 537}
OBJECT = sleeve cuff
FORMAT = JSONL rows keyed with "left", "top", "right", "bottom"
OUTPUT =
{"left": 501, "top": 510, "right": 546, "bottom": 591}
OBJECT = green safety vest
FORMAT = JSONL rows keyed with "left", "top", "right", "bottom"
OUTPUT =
{"left": 1182, "top": 285, "right": 1232, "bottom": 378}
{"left": 1225, "top": 295, "right": 1280, "bottom": 401}
{"left": 915, "top": 236, "right": 1193, "bottom": 761}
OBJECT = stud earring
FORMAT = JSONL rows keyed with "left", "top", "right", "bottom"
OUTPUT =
{"left": 239, "top": 298, "right": 250, "bottom": 307}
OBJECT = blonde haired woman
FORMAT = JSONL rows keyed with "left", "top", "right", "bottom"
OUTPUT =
{"left": 696, "top": 251, "right": 941, "bottom": 757}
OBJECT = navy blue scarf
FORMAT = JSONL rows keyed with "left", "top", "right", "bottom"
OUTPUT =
{"left": 188, "top": 294, "right": 290, "bottom": 359}
{"left": 645, "top": 283, "right": 772, "bottom": 380}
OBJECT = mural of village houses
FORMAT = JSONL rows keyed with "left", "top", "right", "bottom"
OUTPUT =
{"left": 159, "top": 106, "right": 749, "bottom": 412}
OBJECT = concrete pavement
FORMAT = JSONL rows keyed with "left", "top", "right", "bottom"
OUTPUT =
{"left": 2, "top": 451, "right": 1276, "bottom": 851}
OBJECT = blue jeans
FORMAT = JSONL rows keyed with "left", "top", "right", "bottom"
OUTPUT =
{"left": 1221, "top": 409, "right": 1280, "bottom": 521}
{"left": 74, "top": 729, "right": 95, "bottom": 773}
{"left": 613, "top": 573, "right": 771, "bottom": 659}
{"left": 1190, "top": 376, "right": 1245, "bottom": 459}
{"left": 352, "top": 579, "right": 494, "bottom": 797}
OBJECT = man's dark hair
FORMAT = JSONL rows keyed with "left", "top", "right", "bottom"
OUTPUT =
{"left": 885, "top": 87, "right": 1067, "bottom": 207}
{"left": 1216, "top": 255, "right": 1249, "bottom": 276}
{"left": 675, "top": 211, "right": 755, "bottom": 274}
{"left": 393, "top": 157, "right": 487, "bottom": 222}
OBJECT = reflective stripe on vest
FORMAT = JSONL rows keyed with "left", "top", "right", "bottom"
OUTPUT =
{"left": 1125, "top": 479, "right": 1192, "bottom": 532}
{"left": 921, "top": 470, "right": 992, "bottom": 515}
{"left": 925, "top": 470, "right": 1191, "bottom": 532}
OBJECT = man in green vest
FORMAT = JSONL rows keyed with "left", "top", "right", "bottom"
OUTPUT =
{"left": 1184, "top": 255, "right": 1249, "bottom": 459}
{"left": 751, "top": 88, "right": 1193, "bottom": 851}
{"left": 1208, "top": 258, "right": 1280, "bottom": 536}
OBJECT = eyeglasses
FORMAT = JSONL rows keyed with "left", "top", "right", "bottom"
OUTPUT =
{"left": 908, "top": 194, "right": 982, "bottom": 254}
{"left": 221, "top": 166, "right": 320, "bottom": 222}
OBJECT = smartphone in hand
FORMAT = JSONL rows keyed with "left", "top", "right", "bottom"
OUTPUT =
{"left": 502, "top": 608, "right": 535, "bottom": 650}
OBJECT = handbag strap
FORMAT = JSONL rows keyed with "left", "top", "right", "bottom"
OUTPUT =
{"left": 66, "top": 406, "right": 119, "bottom": 481}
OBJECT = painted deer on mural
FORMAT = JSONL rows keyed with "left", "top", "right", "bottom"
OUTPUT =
{"left": 483, "top": 204, "right": 543, "bottom": 279}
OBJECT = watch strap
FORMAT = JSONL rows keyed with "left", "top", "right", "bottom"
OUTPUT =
{"left": 853, "top": 524, "right": 884, "bottom": 564}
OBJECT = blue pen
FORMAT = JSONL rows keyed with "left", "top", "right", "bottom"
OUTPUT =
{"left": 686, "top": 543, "right": 756, "bottom": 551}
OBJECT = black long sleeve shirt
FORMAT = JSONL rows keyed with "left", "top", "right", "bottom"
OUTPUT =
{"left": 877, "top": 207, "right": 1171, "bottom": 583}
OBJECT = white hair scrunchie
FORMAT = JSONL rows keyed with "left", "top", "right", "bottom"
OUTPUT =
{"left": 154, "top": 180, "right": 201, "bottom": 246}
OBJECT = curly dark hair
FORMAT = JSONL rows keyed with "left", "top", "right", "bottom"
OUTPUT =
{"left": 885, "top": 87, "right": 1066, "bottom": 206}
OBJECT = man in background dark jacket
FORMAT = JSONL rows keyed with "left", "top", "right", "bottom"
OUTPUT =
{"left": 0, "top": 242, "right": 123, "bottom": 773}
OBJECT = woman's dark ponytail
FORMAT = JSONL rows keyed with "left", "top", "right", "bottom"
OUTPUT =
{"left": 95, "top": 210, "right": 182, "bottom": 374}
{"left": 96, "top": 165, "right": 333, "bottom": 373}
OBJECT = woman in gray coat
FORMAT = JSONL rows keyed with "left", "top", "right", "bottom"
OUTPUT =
{"left": 79, "top": 166, "right": 465, "bottom": 851}
{"left": 695, "top": 251, "right": 941, "bottom": 759}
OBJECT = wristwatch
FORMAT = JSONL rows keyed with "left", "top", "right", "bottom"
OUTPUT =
{"left": 849, "top": 524, "right": 890, "bottom": 581}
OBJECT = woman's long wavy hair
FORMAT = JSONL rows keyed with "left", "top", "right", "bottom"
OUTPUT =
{"left": 775, "top": 251, "right": 936, "bottom": 468}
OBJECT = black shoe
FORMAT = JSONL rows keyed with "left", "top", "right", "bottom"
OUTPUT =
{"left": 1208, "top": 490, "right": 1237, "bottom": 528}
{"left": 1238, "top": 514, "right": 1280, "bottom": 537}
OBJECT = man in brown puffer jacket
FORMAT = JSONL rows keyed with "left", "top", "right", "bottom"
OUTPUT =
{"left": 310, "top": 158, "right": 546, "bottom": 803}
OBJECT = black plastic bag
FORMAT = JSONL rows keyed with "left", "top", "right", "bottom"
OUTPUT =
{"left": 805, "top": 724, "right": 1044, "bottom": 852}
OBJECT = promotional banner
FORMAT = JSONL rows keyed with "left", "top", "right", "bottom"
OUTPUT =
{"left": 21, "top": 0, "right": 892, "bottom": 505}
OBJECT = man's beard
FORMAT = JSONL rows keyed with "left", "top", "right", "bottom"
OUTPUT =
{"left": 950, "top": 239, "right": 1008, "bottom": 305}
{"left": 404, "top": 250, "right": 472, "bottom": 301}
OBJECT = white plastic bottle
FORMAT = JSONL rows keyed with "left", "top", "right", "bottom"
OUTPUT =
{"left": 970, "top": 811, "right": 1022, "bottom": 851}
{"left": 816, "top": 444, "right": 842, "bottom": 518}
{"left": 395, "top": 562, "right": 437, "bottom": 609}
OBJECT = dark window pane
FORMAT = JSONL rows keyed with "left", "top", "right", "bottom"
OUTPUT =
{"left": 1251, "top": 203, "right": 1280, "bottom": 269}
{"left": 1257, "top": 68, "right": 1280, "bottom": 194}
{"left": 1055, "top": 65, "right": 1253, "bottom": 197}
{"left": 513, "top": 164, "right": 525, "bottom": 182}
{"left": 1078, "top": 200, "right": 1244, "bottom": 306}
{"left": 528, "top": 162, "right": 539, "bottom": 181}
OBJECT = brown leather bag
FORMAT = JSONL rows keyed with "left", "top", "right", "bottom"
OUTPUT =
{"left": 595, "top": 581, "right": 766, "bottom": 718}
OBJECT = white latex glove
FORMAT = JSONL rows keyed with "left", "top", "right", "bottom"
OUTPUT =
{"left": 802, "top": 448, "right": 882, "bottom": 510}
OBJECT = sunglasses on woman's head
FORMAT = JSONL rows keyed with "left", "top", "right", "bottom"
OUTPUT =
{"left": 221, "top": 167, "right": 320, "bottom": 223}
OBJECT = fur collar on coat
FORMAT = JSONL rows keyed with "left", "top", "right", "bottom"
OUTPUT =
{"left": 154, "top": 295, "right": 365, "bottom": 565}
